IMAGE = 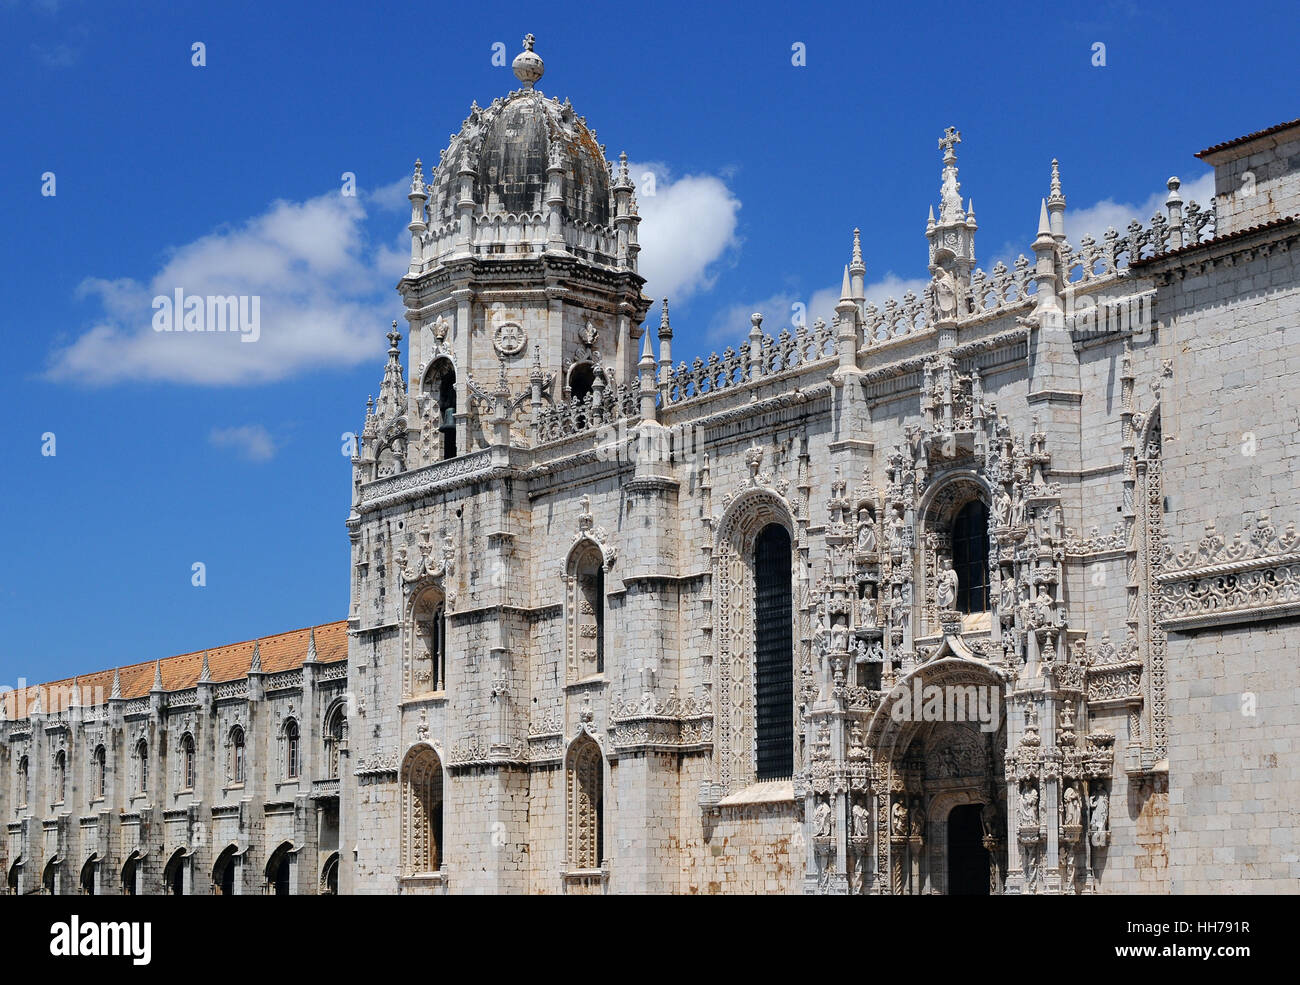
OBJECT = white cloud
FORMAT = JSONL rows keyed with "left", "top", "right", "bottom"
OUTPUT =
{"left": 631, "top": 161, "right": 741, "bottom": 303}
{"left": 47, "top": 191, "right": 394, "bottom": 385}
{"left": 1066, "top": 171, "right": 1215, "bottom": 247}
{"left": 209, "top": 425, "right": 276, "bottom": 462}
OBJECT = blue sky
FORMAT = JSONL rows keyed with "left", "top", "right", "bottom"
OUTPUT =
{"left": 2, "top": 0, "right": 1297, "bottom": 687}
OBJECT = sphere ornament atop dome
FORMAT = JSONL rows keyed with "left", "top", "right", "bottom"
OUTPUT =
{"left": 512, "top": 34, "right": 544, "bottom": 88}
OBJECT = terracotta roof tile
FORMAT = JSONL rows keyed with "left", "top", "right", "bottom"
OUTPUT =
{"left": 1, "top": 620, "right": 347, "bottom": 721}
{"left": 1195, "top": 118, "right": 1300, "bottom": 159}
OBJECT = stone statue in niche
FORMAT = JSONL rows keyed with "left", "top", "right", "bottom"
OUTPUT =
{"left": 1019, "top": 784, "right": 1039, "bottom": 827}
{"left": 994, "top": 486, "right": 1012, "bottom": 528}
{"left": 891, "top": 800, "right": 909, "bottom": 837}
{"left": 1089, "top": 787, "right": 1110, "bottom": 844}
{"left": 813, "top": 798, "right": 833, "bottom": 838}
{"left": 1062, "top": 784, "right": 1082, "bottom": 827}
{"left": 852, "top": 800, "right": 870, "bottom": 838}
{"left": 981, "top": 800, "right": 999, "bottom": 839}
{"left": 1010, "top": 486, "right": 1026, "bottom": 527}
{"left": 889, "top": 506, "right": 906, "bottom": 553}
{"left": 856, "top": 509, "right": 877, "bottom": 553}
{"left": 909, "top": 799, "right": 926, "bottom": 839}
{"left": 937, "top": 557, "right": 960, "bottom": 610}
{"left": 1033, "top": 585, "right": 1054, "bottom": 626}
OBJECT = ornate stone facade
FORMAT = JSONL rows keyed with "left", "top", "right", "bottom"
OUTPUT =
{"left": 4, "top": 40, "right": 1299, "bottom": 895}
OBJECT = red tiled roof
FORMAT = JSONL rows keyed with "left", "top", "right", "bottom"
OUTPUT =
{"left": 1, "top": 621, "right": 347, "bottom": 721}
{"left": 1196, "top": 119, "right": 1300, "bottom": 159}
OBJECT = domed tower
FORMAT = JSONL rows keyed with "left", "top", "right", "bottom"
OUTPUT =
{"left": 395, "top": 34, "right": 651, "bottom": 464}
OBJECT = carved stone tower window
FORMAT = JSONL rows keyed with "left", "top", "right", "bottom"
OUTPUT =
{"left": 421, "top": 360, "right": 458, "bottom": 461}
{"left": 230, "top": 726, "right": 245, "bottom": 785}
{"left": 93, "top": 745, "right": 106, "bottom": 800}
{"left": 17, "top": 755, "right": 28, "bottom": 808}
{"left": 411, "top": 588, "right": 448, "bottom": 695}
{"left": 401, "top": 746, "right": 443, "bottom": 874}
{"left": 566, "top": 737, "right": 604, "bottom": 870}
{"left": 284, "top": 720, "right": 300, "bottom": 780}
{"left": 53, "top": 750, "right": 66, "bottom": 805}
{"left": 135, "top": 740, "right": 148, "bottom": 795}
{"left": 324, "top": 703, "right": 346, "bottom": 779}
{"left": 180, "top": 733, "right": 195, "bottom": 791}
{"left": 754, "top": 523, "right": 794, "bottom": 780}
{"left": 952, "top": 500, "right": 991, "bottom": 613}
{"left": 568, "top": 543, "right": 606, "bottom": 680}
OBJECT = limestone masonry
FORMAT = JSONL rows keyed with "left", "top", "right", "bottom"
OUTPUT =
{"left": 4, "top": 38, "right": 1298, "bottom": 894}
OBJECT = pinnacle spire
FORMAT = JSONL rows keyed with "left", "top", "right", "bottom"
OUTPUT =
{"left": 249, "top": 641, "right": 262, "bottom": 673}
{"left": 1038, "top": 198, "right": 1052, "bottom": 237}
{"left": 850, "top": 228, "right": 865, "bottom": 272}
{"left": 110, "top": 666, "right": 122, "bottom": 700}
{"left": 659, "top": 297, "right": 672, "bottom": 338}
{"left": 840, "top": 264, "right": 853, "bottom": 302}
{"left": 305, "top": 627, "right": 319, "bottom": 664}
{"left": 640, "top": 329, "right": 655, "bottom": 363}
{"left": 151, "top": 659, "right": 164, "bottom": 692}
{"left": 199, "top": 649, "right": 212, "bottom": 683}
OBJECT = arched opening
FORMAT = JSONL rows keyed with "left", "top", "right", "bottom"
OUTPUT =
{"left": 181, "top": 733, "right": 196, "bottom": 790}
{"left": 423, "top": 360, "right": 458, "bottom": 460}
{"left": 266, "top": 843, "right": 294, "bottom": 896}
{"left": 163, "top": 849, "right": 186, "bottom": 896}
{"left": 400, "top": 747, "right": 444, "bottom": 875}
{"left": 80, "top": 857, "right": 97, "bottom": 896}
{"left": 411, "top": 588, "right": 447, "bottom": 694}
{"left": 93, "top": 745, "right": 106, "bottom": 799}
{"left": 42, "top": 859, "right": 57, "bottom": 895}
{"left": 53, "top": 750, "right": 66, "bottom": 804}
{"left": 324, "top": 703, "right": 347, "bottom": 778}
{"left": 570, "top": 362, "right": 597, "bottom": 404}
{"left": 754, "top": 523, "right": 794, "bottom": 780}
{"left": 566, "top": 737, "right": 604, "bottom": 870}
{"left": 321, "top": 852, "right": 340, "bottom": 895}
{"left": 569, "top": 543, "right": 605, "bottom": 680}
{"left": 121, "top": 854, "right": 139, "bottom": 895}
{"left": 947, "top": 804, "right": 990, "bottom": 895}
{"left": 952, "top": 500, "right": 990, "bottom": 613}
{"left": 230, "top": 726, "right": 246, "bottom": 785}
{"left": 212, "top": 845, "right": 238, "bottom": 896}
{"left": 135, "top": 739, "right": 148, "bottom": 795}
{"left": 16, "top": 755, "right": 28, "bottom": 808}
{"left": 6, "top": 860, "right": 19, "bottom": 896}
{"left": 284, "top": 720, "right": 300, "bottom": 779}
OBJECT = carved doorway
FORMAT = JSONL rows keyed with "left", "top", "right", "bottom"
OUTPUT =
{"left": 947, "top": 804, "right": 989, "bottom": 895}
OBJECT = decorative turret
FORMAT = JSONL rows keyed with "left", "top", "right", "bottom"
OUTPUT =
{"left": 656, "top": 298, "right": 674, "bottom": 393}
{"left": 1047, "top": 159, "right": 1067, "bottom": 243}
{"left": 407, "top": 158, "right": 428, "bottom": 269}
{"left": 849, "top": 227, "right": 866, "bottom": 303}
{"left": 926, "top": 127, "right": 977, "bottom": 284}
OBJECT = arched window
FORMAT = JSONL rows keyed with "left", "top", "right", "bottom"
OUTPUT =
{"left": 754, "top": 523, "right": 794, "bottom": 780}
{"left": 121, "top": 853, "right": 140, "bottom": 895}
{"left": 93, "top": 746, "right": 106, "bottom": 800}
{"left": 17, "top": 755, "right": 28, "bottom": 808}
{"left": 80, "top": 858, "right": 97, "bottom": 895}
{"left": 423, "top": 360, "right": 457, "bottom": 461}
{"left": 285, "top": 720, "right": 300, "bottom": 780}
{"left": 412, "top": 589, "right": 447, "bottom": 694}
{"left": 53, "top": 750, "right": 66, "bottom": 804}
{"left": 952, "top": 500, "right": 991, "bottom": 613}
{"left": 566, "top": 737, "right": 604, "bottom": 870}
{"left": 438, "top": 369, "right": 457, "bottom": 459}
{"left": 213, "top": 845, "right": 238, "bottom": 896}
{"left": 266, "top": 842, "right": 294, "bottom": 895}
{"left": 164, "top": 848, "right": 185, "bottom": 896}
{"left": 324, "top": 704, "right": 346, "bottom": 779}
{"left": 135, "top": 740, "right": 148, "bottom": 795}
{"left": 180, "top": 734, "right": 195, "bottom": 791}
{"left": 569, "top": 544, "right": 605, "bottom": 680}
{"left": 230, "top": 727, "right": 246, "bottom": 785}
{"left": 400, "top": 747, "right": 444, "bottom": 875}
{"left": 569, "top": 362, "right": 595, "bottom": 402}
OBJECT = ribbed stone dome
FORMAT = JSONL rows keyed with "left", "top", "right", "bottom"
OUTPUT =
{"left": 425, "top": 88, "right": 612, "bottom": 229}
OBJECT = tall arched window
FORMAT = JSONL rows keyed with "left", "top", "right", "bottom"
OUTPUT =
{"left": 230, "top": 727, "right": 246, "bottom": 785}
{"left": 53, "top": 750, "right": 66, "bottom": 804}
{"left": 754, "top": 523, "right": 794, "bottom": 780}
{"left": 135, "top": 740, "right": 148, "bottom": 795}
{"left": 952, "top": 500, "right": 991, "bottom": 613}
{"left": 438, "top": 369, "right": 457, "bottom": 459}
{"left": 412, "top": 589, "right": 447, "bottom": 694}
{"left": 180, "top": 734, "right": 195, "bottom": 790}
{"left": 569, "top": 544, "right": 605, "bottom": 680}
{"left": 566, "top": 737, "right": 604, "bottom": 870}
{"left": 401, "top": 747, "right": 444, "bottom": 875}
{"left": 285, "top": 720, "right": 300, "bottom": 779}
{"left": 17, "top": 755, "right": 28, "bottom": 808}
{"left": 324, "top": 704, "right": 346, "bottom": 779}
{"left": 569, "top": 362, "right": 595, "bottom": 402}
{"left": 93, "top": 746, "right": 106, "bottom": 800}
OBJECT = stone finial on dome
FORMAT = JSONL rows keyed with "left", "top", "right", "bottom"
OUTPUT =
{"left": 512, "top": 33, "right": 544, "bottom": 88}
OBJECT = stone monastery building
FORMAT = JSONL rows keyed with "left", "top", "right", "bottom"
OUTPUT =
{"left": 4, "top": 38, "right": 1299, "bottom": 894}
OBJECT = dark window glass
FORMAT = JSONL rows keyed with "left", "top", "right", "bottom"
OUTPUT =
{"left": 754, "top": 524, "right": 794, "bottom": 780}
{"left": 952, "top": 501, "right": 991, "bottom": 613}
